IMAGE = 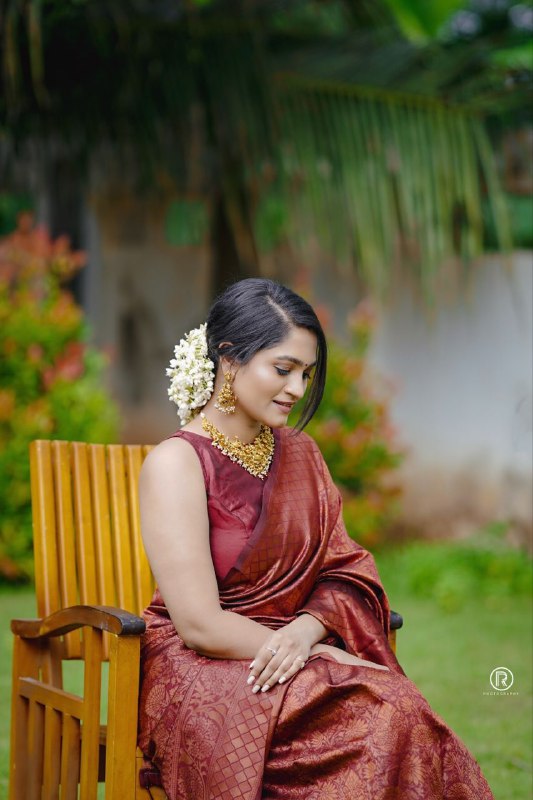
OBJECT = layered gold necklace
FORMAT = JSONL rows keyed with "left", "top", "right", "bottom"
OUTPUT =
{"left": 200, "top": 413, "right": 275, "bottom": 479}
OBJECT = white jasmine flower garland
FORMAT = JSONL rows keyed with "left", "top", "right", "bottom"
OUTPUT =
{"left": 166, "top": 323, "right": 215, "bottom": 426}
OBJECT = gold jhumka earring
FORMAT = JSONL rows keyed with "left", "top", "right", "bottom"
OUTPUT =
{"left": 214, "top": 371, "right": 236, "bottom": 414}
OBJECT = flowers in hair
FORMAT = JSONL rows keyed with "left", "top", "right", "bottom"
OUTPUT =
{"left": 166, "top": 323, "right": 215, "bottom": 426}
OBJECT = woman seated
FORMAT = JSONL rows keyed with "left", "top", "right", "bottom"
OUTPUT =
{"left": 138, "top": 278, "right": 494, "bottom": 799}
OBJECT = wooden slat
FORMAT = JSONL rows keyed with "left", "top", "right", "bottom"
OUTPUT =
{"left": 43, "top": 706, "right": 61, "bottom": 799}
{"left": 40, "top": 637, "right": 64, "bottom": 688}
{"left": 105, "top": 635, "right": 142, "bottom": 799}
{"left": 89, "top": 444, "right": 116, "bottom": 607}
{"left": 52, "top": 441, "right": 79, "bottom": 609}
{"left": 142, "top": 445, "right": 157, "bottom": 599}
{"left": 79, "top": 627, "right": 103, "bottom": 800}
{"left": 31, "top": 440, "right": 61, "bottom": 618}
{"left": 89, "top": 444, "right": 117, "bottom": 659}
{"left": 27, "top": 700, "right": 45, "bottom": 800}
{"left": 52, "top": 441, "right": 81, "bottom": 658}
{"left": 72, "top": 443, "right": 99, "bottom": 606}
{"left": 108, "top": 446, "right": 135, "bottom": 612}
{"left": 19, "top": 678, "right": 84, "bottom": 718}
{"left": 60, "top": 714, "right": 81, "bottom": 800}
{"left": 126, "top": 445, "right": 153, "bottom": 612}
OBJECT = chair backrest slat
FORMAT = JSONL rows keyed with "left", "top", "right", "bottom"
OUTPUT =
{"left": 30, "top": 440, "right": 155, "bottom": 662}
{"left": 31, "top": 441, "right": 61, "bottom": 619}
{"left": 71, "top": 443, "right": 99, "bottom": 606}
{"left": 52, "top": 442, "right": 78, "bottom": 609}
{"left": 89, "top": 445, "right": 117, "bottom": 608}
{"left": 126, "top": 446, "right": 155, "bottom": 612}
{"left": 108, "top": 446, "right": 136, "bottom": 612}
{"left": 51, "top": 441, "right": 82, "bottom": 657}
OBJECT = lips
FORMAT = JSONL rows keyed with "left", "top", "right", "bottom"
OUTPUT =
{"left": 273, "top": 400, "right": 294, "bottom": 411}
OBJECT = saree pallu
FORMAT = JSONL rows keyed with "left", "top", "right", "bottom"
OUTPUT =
{"left": 138, "top": 427, "right": 494, "bottom": 800}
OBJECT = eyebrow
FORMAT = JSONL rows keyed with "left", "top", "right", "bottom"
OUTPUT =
{"left": 275, "top": 355, "right": 317, "bottom": 369}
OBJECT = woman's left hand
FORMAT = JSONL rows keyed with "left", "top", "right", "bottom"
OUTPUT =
{"left": 247, "top": 614, "right": 327, "bottom": 693}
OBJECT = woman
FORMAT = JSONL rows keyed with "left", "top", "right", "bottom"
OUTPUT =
{"left": 138, "top": 278, "right": 494, "bottom": 800}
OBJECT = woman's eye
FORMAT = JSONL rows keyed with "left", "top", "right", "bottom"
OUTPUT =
{"left": 303, "top": 372, "right": 312, "bottom": 381}
{"left": 275, "top": 367, "right": 290, "bottom": 376}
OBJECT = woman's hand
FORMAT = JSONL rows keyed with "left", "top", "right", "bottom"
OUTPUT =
{"left": 310, "top": 643, "right": 390, "bottom": 671}
{"left": 247, "top": 615, "right": 327, "bottom": 693}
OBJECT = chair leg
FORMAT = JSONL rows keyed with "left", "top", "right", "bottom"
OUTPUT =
{"left": 105, "top": 635, "right": 142, "bottom": 800}
{"left": 9, "top": 636, "right": 41, "bottom": 800}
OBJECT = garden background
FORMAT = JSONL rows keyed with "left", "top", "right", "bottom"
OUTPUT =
{"left": 0, "top": 1, "right": 532, "bottom": 798}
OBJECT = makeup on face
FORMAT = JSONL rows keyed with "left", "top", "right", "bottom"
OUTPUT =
{"left": 234, "top": 328, "right": 318, "bottom": 426}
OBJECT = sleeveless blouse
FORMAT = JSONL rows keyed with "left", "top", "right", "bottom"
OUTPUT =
{"left": 167, "top": 428, "right": 280, "bottom": 581}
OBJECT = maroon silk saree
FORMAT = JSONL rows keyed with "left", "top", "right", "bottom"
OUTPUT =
{"left": 138, "top": 427, "right": 494, "bottom": 800}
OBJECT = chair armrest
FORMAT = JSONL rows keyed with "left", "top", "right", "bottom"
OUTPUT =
{"left": 390, "top": 610, "right": 403, "bottom": 630}
{"left": 11, "top": 605, "right": 146, "bottom": 638}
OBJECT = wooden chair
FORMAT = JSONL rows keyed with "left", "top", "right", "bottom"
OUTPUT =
{"left": 9, "top": 439, "right": 403, "bottom": 799}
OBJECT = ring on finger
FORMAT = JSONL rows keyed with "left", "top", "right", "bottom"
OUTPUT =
{"left": 265, "top": 646, "right": 278, "bottom": 655}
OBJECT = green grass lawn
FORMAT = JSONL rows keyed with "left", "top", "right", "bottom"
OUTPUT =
{"left": 1, "top": 567, "right": 531, "bottom": 799}
{"left": 377, "top": 552, "right": 532, "bottom": 800}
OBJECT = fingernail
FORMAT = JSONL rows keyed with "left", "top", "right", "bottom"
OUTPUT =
{"left": 278, "top": 676, "right": 286, "bottom": 684}
{"left": 261, "top": 684, "right": 270, "bottom": 693}
{"left": 252, "top": 684, "right": 261, "bottom": 694}
{"left": 249, "top": 661, "right": 255, "bottom": 669}
{"left": 247, "top": 675, "right": 255, "bottom": 685}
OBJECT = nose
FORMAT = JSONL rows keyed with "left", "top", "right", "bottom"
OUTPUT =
{"left": 285, "top": 371, "right": 306, "bottom": 401}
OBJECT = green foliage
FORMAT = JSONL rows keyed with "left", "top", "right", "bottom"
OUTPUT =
{"left": 383, "top": 0, "right": 465, "bottom": 41}
{"left": 379, "top": 523, "right": 532, "bottom": 612}
{"left": 484, "top": 194, "right": 533, "bottom": 249}
{"left": 291, "top": 299, "right": 404, "bottom": 548}
{"left": 1, "top": 1, "right": 521, "bottom": 302}
{"left": 0, "top": 213, "right": 119, "bottom": 582}
{"left": 165, "top": 200, "right": 209, "bottom": 247}
{"left": 0, "top": 192, "right": 34, "bottom": 236}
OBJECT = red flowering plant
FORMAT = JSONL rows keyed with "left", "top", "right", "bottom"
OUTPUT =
{"left": 0, "top": 212, "right": 118, "bottom": 581}
{"left": 289, "top": 296, "right": 404, "bottom": 549}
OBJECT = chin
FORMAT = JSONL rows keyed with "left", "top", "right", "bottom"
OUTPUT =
{"left": 269, "top": 418, "right": 289, "bottom": 429}
{"left": 263, "top": 407, "right": 292, "bottom": 428}
{"left": 241, "top": 402, "right": 291, "bottom": 429}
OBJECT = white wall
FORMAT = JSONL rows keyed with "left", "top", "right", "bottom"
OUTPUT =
{"left": 369, "top": 252, "right": 532, "bottom": 542}
{"left": 85, "top": 190, "right": 211, "bottom": 444}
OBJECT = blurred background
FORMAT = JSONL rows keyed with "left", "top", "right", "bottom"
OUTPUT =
{"left": 0, "top": 1, "right": 531, "bottom": 796}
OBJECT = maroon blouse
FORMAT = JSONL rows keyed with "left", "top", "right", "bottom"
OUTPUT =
{"left": 167, "top": 428, "right": 280, "bottom": 582}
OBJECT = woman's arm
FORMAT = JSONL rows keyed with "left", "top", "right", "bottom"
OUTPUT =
{"left": 140, "top": 439, "right": 327, "bottom": 663}
{"left": 140, "top": 437, "right": 271, "bottom": 658}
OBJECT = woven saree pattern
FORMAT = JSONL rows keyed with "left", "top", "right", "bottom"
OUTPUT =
{"left": 138, "top": 428, "right": 494, "bottom": 800}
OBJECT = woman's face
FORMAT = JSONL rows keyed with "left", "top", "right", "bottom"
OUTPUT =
{"left": 229, "top": 326, "right": 318, "bottom": 429}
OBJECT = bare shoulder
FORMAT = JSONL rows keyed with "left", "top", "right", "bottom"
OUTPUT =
{"left": 140, "top": 435, "right": 204, "bottom": 486}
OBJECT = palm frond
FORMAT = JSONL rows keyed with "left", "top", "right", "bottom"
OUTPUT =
{"left": 263, "top": 76, "right": 511, "bottom": 298}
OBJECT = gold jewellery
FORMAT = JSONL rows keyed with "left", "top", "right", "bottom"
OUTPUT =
{"left": 200, "top": 413, "right": 274, "bottom": 479}
{"left": 214, "top": 371, "right": 237, "bottom": 414}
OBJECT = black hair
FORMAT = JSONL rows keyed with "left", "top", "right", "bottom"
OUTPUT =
{"left": 206, "top": 278, "right": 327, "bottom": 431}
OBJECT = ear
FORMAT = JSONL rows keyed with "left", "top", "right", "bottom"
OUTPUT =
{"left": 218, "top": 342, "right": 235, "bottom": 375}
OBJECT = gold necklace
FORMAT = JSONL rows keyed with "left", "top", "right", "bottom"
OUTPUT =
{"left": 200, "top": 413, "right": 274, "bottom": 480}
